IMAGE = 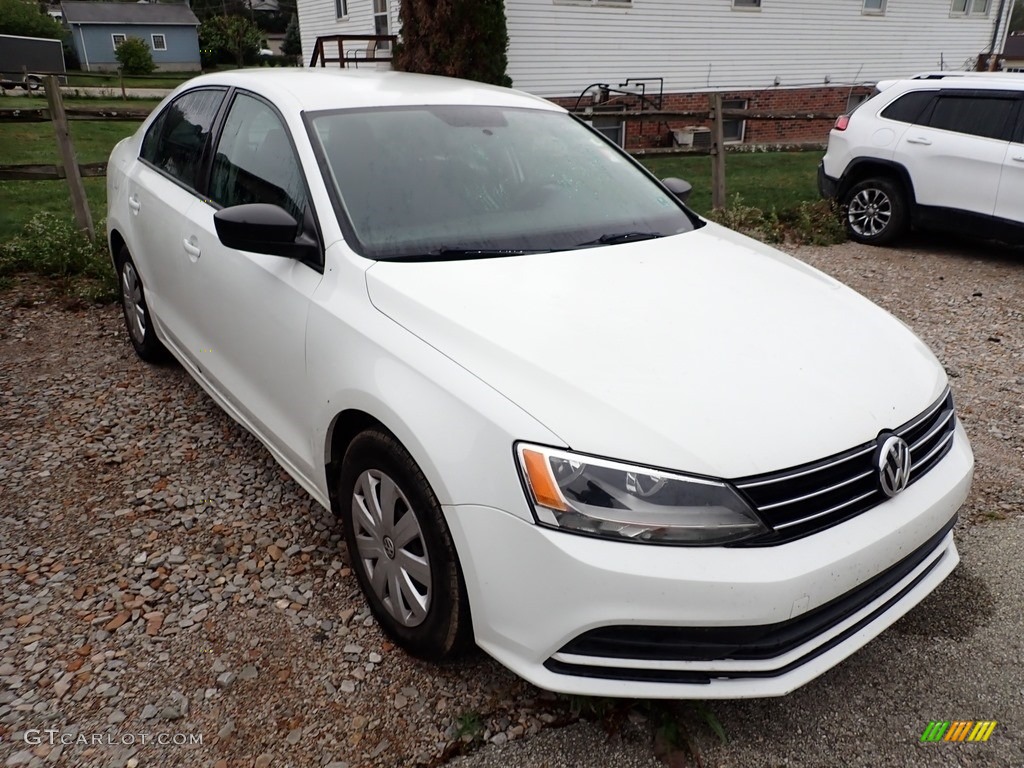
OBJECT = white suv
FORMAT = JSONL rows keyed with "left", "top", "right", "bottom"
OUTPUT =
{"left": 819, "top": 72, "right": 1024, "bottom": 245}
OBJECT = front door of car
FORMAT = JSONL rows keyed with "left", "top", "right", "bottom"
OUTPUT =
{"left": 892, "top": 91, "right": 1017, "bottom": 216}
{"left": 125, "top": 87, "right": 227, "bottom": 345}
{"left": 994, "top": 107, "right": 1024, "bottom": 226}
{"left": 175, "top": 91, "right": 323, "bottom": 479}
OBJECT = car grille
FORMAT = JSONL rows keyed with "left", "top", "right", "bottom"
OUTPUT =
{"left": 545, "top": 515, "right": 955, "bottom": 683}
{"left": 732, "top": 388, "right": 956, "bottom": 546}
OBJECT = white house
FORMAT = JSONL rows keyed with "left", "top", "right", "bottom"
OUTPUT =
{"left": 295, "top": 0, "right": 1015, "bottom": 146}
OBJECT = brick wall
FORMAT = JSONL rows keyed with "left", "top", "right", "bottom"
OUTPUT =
{"left": 553, "top": 85, "right": 874, "bottom": 149}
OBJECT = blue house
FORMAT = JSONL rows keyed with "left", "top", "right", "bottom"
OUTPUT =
{"left": 62, "top": 1, "right": 201, "bottom": 72}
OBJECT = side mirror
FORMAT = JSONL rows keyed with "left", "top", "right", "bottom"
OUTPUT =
{"left": 661, "top": 177, "right": 693, "bottom": 204}
{"left": 214, "top": 203, "right": 318, "bottom": 260}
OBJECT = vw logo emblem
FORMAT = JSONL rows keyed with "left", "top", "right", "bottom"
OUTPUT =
{"left": 876, "top": 434, "right": 912, "bottom": 497}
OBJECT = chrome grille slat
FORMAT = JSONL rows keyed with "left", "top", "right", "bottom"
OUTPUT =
{"left": 734, "top": 445, "right": 874, "bottom": 489}
{"left": 773, "top": 490, "right": 878, "bottom": 530}
{"left": 733, "top": 389, "right": 956, "bottom": 546}
{"left": 910, "top": 408, "right": 954, "bottom": 452}
{"left": 757, "top": 470, "right": 874, "bottom": 511}
{"left": 913, "top": 428, "right": 955, "bottom": 468}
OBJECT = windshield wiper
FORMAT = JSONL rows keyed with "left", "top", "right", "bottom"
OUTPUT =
{"left": 577, "top": 231, "right": 663, "bottom": 247}
{"left": 383, "top": 247, "right": 551, "bottom": 262}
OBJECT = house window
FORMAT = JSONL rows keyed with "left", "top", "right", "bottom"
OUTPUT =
{"left": 151, "top": 34, "right": 167, "bottom": 51}
{"left": 733, "top": 0, "right": 761, "bottom": 8}
{"left": 111, "top": 33, "right": 126, "bottom": 49}
{"left": 951, "top": 0, "right": 989, "bottom": 14}
{"left": 374, "top": 0, "right": 391, "bottom": 50}
{"left": 335, "top": 0, "right": 347, "bottom": 18}
{"left": 862, "top": 0, "right": 886, "bottom": 14}
{"left": 722, "top": 99, "right": 747, "bottom": 142}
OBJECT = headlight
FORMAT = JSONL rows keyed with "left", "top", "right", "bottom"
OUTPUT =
{"left": 516, "top": 444, "right": 767, "bottom": 545}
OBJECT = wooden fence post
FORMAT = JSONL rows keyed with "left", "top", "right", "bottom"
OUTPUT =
{"left": 709, "top": 93, "right": 727, "bottom": 210}
{"left": 44, "top": 75, "right": 94, "bottom": 242}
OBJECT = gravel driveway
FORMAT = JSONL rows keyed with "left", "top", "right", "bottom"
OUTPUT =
{"left": 0, "top": 235, "right": 1021, "bottom": 768}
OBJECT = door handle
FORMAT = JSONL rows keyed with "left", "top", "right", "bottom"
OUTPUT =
{"left": 127, "top": 195, "right": 141, "bottom": 213}
{"left": 182, "top": 237, "right": 201, "bottom": 259}
{"left": 1013, "top": 156, "right": 1024, "bottom": 162}
{"left": 905, "top": 137, "right": 932, "bottom": 146}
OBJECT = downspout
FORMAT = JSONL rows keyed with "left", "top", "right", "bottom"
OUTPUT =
{"left": 988, "top": 0, "right": 1008, "bottom": 71}
{"left": 77, "top": 24, "right": 91, "bottom": 72}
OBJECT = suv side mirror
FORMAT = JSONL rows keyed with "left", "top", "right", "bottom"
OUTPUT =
{"left": 661, "top": 177, "right": 693, "bottom": 204}
{"left": 214, "top": 203, "right": 318, "bottom": 260}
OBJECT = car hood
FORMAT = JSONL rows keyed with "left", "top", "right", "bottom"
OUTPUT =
{"left": 364, "top": 224, "right": 947, "bottom": 478}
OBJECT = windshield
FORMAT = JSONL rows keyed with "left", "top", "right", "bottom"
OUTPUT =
{"left": 307, "top": 105, "right": 697, "bottom": 260}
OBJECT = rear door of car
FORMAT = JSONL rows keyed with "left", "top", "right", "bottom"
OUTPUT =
{"left": 125, "top": 88, "right": 227, "bottom": 344}
{"left": 891, "top": 89, "right": 1018, "bottom": 216}
{"left": 994, "top": 100, "right": 1024, "bottom": 226}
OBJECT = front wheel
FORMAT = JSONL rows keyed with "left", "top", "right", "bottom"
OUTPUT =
{"left": 23, "top": 76, "right": 40, "bottom": 91}
{"left": 842, "top": 177, "right": 908, "bottom": 245}
{"left": 338, "top": 429, "right": 473, "bottom": 661}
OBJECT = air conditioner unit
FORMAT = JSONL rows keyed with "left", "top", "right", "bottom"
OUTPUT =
{"left": 672, "top": 126, "right": 711, "bottom": 148}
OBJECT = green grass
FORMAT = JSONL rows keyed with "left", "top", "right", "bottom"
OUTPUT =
{"left": 0, "top": 112, "right": 144, "bottom": 241}
{"left": 65, "top": 72, "right": 197, "bottom": 89}
{"left": 640, "top": 151, "right": 822, "bottom": 215}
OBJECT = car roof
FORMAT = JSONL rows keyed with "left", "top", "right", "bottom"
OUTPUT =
{"left": 875, "top": 71, "right": 1024, "bottom": 93}
{"left": 175, "top": 68, "right": 563, "bottom": 115}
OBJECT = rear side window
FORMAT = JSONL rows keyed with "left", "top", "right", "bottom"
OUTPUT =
{"left": 880, "top": 91, "right": 935, "bottom": 124}
{"left": 926, "top": 95, "right": 1018, "bottom": 140}
{"left": 141, "top": 88, "right": 226, "bottom": 189}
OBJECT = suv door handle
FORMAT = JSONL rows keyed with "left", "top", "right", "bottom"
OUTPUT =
{"left": 182, "top": 237, "right": 201, "bottom": 259}
{"left": 128, "top": 195, "right": 141, "bottom": 213}
{"left": 1012, "top": 155, "right": 1024, "bottom": 163}
{"left": 905, "top": 136, "right": 932, "bottom": 146}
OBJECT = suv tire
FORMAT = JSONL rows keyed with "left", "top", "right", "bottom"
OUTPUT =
{"left": 842, "top": 177, "right": 908, "bottom": 246}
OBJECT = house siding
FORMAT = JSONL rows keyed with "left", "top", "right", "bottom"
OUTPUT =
{"left": 298, "top": 0, "right": 400, "bottom": 67}
{"left": 70, "top": 23, "right": 200, "bottom": 71}
{"left": 504, "top": 0, "right": 1010, "bottom": 96}
{"left": 295, "top": 0, "right": 1013, "bottom": 145}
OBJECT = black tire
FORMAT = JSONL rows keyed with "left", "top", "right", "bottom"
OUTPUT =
{"left": 23, "top": 76, "right": 40, "bottom": 92}
{"left": 338, "top": 429, "right": 473, "bottom": 661}
{"left": 841, "top": 177, "right": 909, "bottom": 246}
{"left": 116, "top": 246, "right": 168, "bottom": 363}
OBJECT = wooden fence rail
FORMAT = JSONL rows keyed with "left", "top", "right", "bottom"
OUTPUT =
{"left": 0, "top": 107, "right": 151, "bottom": 123}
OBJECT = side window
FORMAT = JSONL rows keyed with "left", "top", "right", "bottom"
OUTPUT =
{"left": 208, "top": 93, "right": 308, "bottom": 220}
{"left": 140, "top": 88, "right": 226, "bottom": 189}
{"left": 925, "top": 95, "right": 1017, "bottom": 140}
{"left": 880, "top": 91, "right": 936, "bottom": 124}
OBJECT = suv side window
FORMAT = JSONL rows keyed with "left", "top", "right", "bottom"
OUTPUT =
{"left": 925, "top": 94, "right": 1018, "bottom": 140}
{"left": 208, "top": 92, "right": 308, "bottom": 221}
{"left": 141, "top": 88, "right": 226, "bottom": 189}
{"left": 880, "top": 91, "right": 935, "bottom": 124}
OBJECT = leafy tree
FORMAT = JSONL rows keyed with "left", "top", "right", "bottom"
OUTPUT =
{"left": 395, "top": 0, "right": 511, "bottom": 87}
{"left": 199, "top": 14, "right": 263, "bottom": 67}
{"left": 1011, "top": 0, "right": 1024, "bottom": 33}
{"left": 282, "top": 13, "right": 302, "bottom": 63}
{"left": 115, "top": 37, "right": 155, "bottom": 75}
{"left": 0, "top": 0, "right": 64, "bottom": 39}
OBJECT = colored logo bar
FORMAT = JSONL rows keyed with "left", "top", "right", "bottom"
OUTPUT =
{"left": 920, "top": 721, "right": 997, "bottom": 742}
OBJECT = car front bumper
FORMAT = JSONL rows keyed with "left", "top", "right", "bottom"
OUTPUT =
{"left": 446, "top": 421, "right": 973, "bottom": 699}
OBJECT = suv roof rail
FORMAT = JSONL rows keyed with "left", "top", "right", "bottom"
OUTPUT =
{"left": 910, "top": 70, "right": 1024, "bottom": 80}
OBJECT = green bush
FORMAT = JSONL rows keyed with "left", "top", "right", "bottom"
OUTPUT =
{"left": 115, "top": 37, "right": 156, "bottom": 75}
{"left": 707, "top": 196, "right": 846, "bottom": 246}
{"left": 0, "top": 213, "right": 117, "bottom": 301}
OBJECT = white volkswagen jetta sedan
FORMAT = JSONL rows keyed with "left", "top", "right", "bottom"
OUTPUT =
{"left": 106, "top": 69, "right": 973, "bottom": 699}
